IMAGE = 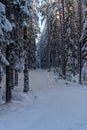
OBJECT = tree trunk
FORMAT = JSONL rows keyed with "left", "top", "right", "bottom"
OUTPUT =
{"left": 61, "top": 0, "right": 66, "bottom": 78}
{"left": 6, "top": 45, "right": 12, "bottom": 102}
{"left": 24, "top": 59, "right": 29, "bottom": 92}
{"left": 14, "top": 70, "right": 18, "bottom": 87}
{"left": 10, "top": 68, "right": 14, "bottom": 89}
{"left": 23, "top": 27, "right": 29, "bottom": 92}
{"left": 77, "top": 0, "right": 83, "bottom": 84}
{"left": 47, "top": 4, "right": 51, "bottom": 71}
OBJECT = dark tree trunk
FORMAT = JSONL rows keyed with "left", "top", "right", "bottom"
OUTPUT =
{"left": 5, "top": 0, "right": 13, "bottom": 102}
{"left": 6, "top": 45, "right": 12, "bottom": 102}
{"left": 47, "top": 4, "right": 51, "bottom": 71}
{"left": 23, "top": 27, "right": 29, "bottom": 92}
{"left": 61, "top": 0, "right": 66, "bottom": 78}
{"left": 11, "top": 68, "right": 14, "bottom": 89}
{"left": 24, "top": 59, "right": 29, "bottom": 92}
{"left": 79, "top": 42, "right": 82, "bottom": 84}
{"left": 77, "top": 0, "right": 83, "bottom": 84}
{"left": 14, "top": 70, "right": 18, "bottom": 87}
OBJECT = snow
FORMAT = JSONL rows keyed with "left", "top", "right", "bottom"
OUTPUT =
{"left": 0, "top": 2, "right": 12, "bottom": 36}
{"left": 0, "top": 70, "right": 87, "bottom": 130}
{"left": 3, "top": 17, "right": 12, "bottom": 32}
{"left": 20, "top": 1, "right": 30, "bottom": 16}
{"left": 0, "top": 2, "right": 5, "bottom": 14}
{"left": 0, "top": 53, "right": 9, "bottom": 76}
{"left": 0, "top": 53, "right": 9, "bottom": 66}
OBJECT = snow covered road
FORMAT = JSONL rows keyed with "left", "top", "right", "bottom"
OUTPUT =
{"left": 0, "top": 70, "right": 87, "bottom": 130}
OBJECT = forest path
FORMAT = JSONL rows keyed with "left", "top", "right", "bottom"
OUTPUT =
{"left": 0, "top": 69, "right": 87, "bottom": 130}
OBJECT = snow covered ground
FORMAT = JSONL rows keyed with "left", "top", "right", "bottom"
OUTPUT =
{"left": 0, "top": 69, "right": 87, "bottom": 130}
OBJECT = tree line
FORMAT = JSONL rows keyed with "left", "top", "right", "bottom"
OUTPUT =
{"left": 0, "top": 0, "right": 87, "bottom": 103}
{"left": 38, "top": 0, "right": 87, "bottom": 84}
{"left": 0, "top": 0, "right": 39, "bottom": 103}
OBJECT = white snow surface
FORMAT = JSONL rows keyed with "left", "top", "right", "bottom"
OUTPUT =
{"left": 0, "top": 69, "right": 87, "bottom": 130}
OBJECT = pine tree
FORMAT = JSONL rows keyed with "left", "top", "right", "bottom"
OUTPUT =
{"left": 65, "top": 0, "right": 78, "bottom": 76}
{"left": 61, "top": 0, "right": 66, "bottom": 78}
{"left": 77, "top": 0, "right": 83, "bottom": 84}
{"left": 0, "top": 2, "right": 13, "bottom": 102}
{"left": 80, "top": 0, "right": 87, "bottom": 81}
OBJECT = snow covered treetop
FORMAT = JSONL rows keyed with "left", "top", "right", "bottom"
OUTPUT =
{"left": 0, "top": 2, "right": 5, "bottom": 15}
{"left": 0, "top": 2, "right": 12, "bottom": 36}
{"left": 13, "top": 0, "right": 30, "bottom": 16}
{"left": 0, "top": 52, "right": 9, "bottom": 66}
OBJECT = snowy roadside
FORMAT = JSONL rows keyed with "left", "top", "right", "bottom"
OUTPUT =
{"left": 0, "top": 70, "right": 87, "bottom": 130}
{"left": 0, "top": 69, "right": 86, "bottom": 111}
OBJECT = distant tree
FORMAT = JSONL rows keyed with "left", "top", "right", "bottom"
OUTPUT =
{"left": 65, "top": 0, "right": 78, "bottom": 76}
{"left": 77, "top": 0, "right": 83, "bottom": 84}
{"left": 80, "top": 0, "right": 87, "bottom": 81}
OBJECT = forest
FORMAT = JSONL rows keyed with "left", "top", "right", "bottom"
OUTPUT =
{"left": 0, "top": 0, "right": 87, "bottom": 103}
{"left": 1, "top": 0, "right": 87, "bottom": 130}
